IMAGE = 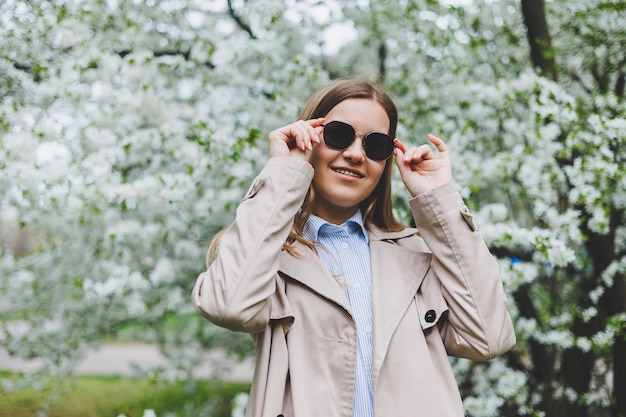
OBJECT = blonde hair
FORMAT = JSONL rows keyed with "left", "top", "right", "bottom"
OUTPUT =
{"left": 206, "top": 228, "right": 228, "bottom": 268}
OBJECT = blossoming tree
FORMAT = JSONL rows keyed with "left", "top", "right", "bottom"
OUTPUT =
{"left": 1, "top": 0, "right": 624, "bottom": 416}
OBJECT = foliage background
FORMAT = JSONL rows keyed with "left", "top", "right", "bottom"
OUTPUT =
{"left": 1, "top": 0, "right": 624, "bottom": 416}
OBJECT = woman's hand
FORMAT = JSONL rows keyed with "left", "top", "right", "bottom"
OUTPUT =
{"left": 394, "top": 134, "right": 453, "bottom": 197}
{"left": 268, "top": 118, "right": 325, "bottom": 161}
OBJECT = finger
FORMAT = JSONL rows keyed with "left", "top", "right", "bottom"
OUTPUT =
{"left": 394, "top": 147, "right": 411, "bottom": 177}
{"left": 427, "top": 134, "right": 449, "bottom": 158}
{"left": 393, "top": 138, "right": 407, "bottom": 153}
{"left": 306, "top": 117, "right": 325, "bottom": 127}
{"left": 306, "top": 118, "right": 325, "bottom": 145}
{"left": 313, "top": 125, "right": 323, "bottom": 143}
{"left": 302, "top": 123, "right": 321, "bottom": 147}
{"left": 304, "top": 121, "right": 324, "bottom": 149}
{"left": 292, "top": 122, "right": 313, "bottom": 151}
{"left": 405, "top": 144, "right": 435, "bottom": 163}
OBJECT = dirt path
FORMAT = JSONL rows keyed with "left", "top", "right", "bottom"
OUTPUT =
{"left": 0, "top": 343, "right": 254, "bottom": 382}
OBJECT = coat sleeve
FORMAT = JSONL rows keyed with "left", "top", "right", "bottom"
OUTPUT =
{"left": 192, "top": 157, "right": 314, "bottom": 333}
{"left": 409, "top": 183, "right": 516, "bottom": 360}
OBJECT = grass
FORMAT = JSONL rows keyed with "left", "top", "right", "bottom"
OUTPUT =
{"left": 0, "top": 372, "right": 250, "bottom": 417}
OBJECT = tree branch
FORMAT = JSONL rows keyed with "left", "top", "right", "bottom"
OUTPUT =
{"left": 117, "top": 48, "right": 215, "bottom": 69}
{"left": 378, "top": 42, "right": 387, "bottom": 83}
{"left": 226, "top": 0, "right": 256, "bottom": 39}
{"left": 616, "top": 72, "right": 625, "bottom": 98}
{"left": 520, "top": 0, "right": 557, "bottom": 80}
{"left": 614, "top": 53, "right": 626, "bottom": 98}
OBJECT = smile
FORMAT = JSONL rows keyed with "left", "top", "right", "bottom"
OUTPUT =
{"left": 332, "top": 168, "right": 363, "bottom": 178}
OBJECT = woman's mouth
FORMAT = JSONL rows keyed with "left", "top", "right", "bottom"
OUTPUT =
{"left": 332, "top": 168, "right": 363, "bottom": 178}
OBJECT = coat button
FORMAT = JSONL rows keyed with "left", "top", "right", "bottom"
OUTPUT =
{"left": 424, "top": 309, "right": 437, "bottom": 323}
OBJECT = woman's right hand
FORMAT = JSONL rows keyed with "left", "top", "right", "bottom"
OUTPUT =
{"left": 268, "top": 118, "right": 325, "bottom": 160}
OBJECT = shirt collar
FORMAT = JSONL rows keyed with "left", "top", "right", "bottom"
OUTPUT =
{"left": 303, "top": 210, "right": 368, "bottom": 243}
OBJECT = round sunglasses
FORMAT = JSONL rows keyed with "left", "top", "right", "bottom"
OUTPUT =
{"left": 321, "top": 120, "right": 395, "bottom": 161}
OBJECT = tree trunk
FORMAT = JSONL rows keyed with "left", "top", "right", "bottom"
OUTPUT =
{"left": 378, "top": 42, "right": 387, "bottom": 83}
{"left": 610, "top": 274, "right": 626, "bottom": 417}
{"left": 560, "top": 328, "right": 594, "bottom": 417}
{"left": 614, "top": 331, "right": 626, "bottom": 417}
{"left": 520, "top": 0, "right": 557, "bottom": 80}
{"left": 512, "top": 284, "right": 556, "bottom": 411}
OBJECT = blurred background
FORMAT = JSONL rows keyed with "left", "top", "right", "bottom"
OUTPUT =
{"left": 0, "top": 0, "right": 624, "bottom": 416}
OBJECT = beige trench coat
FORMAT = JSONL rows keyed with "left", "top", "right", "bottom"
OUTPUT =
{"left": 193, "top": 157, "right": 516, "bottom": 417}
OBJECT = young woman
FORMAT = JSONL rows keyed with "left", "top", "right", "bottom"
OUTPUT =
{"left": 192, "top": 79, "right": 516, "bottom": 417}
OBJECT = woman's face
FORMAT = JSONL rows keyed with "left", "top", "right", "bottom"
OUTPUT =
{"left": 309, "top": 98, "right": 390, "bottom": 225}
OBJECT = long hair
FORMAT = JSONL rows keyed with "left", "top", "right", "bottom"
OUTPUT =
{"left": 284, "top": 79, "right": 405, "bottom": 255}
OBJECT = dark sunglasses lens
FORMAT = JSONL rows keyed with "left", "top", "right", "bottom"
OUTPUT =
{"left": 323, "top": 121, "right": 354, "bottom": 150}
{"left": 364, "top": 133, "right": 394, "bottom": 161}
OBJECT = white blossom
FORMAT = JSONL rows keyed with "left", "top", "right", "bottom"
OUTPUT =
{"left": 1, "top": 1, "right": 623, "bottom": 415}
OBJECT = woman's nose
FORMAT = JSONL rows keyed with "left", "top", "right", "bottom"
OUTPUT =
{"left": 342, "top": 136, "right": 366, "bottom": 161}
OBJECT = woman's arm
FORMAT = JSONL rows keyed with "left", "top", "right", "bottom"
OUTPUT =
{"left": 193, "top": 118, "right": 322, "bottom": 333}
{"left": 410, "top": 184, "right": 516, "bottom": 360}
{"left": 395, "top": 135, "right": 514, "bottom": 359}
{"left": 192, "top": 157, "right": 313, "bottom": 333}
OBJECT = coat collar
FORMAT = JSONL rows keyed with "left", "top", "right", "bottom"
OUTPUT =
{"left": 366, "top": 222, "right": 418, "bottom": 242}
{"left": 278, "top": 241, "right": 352, "bottom": 314}
{"left": 278, "top": 223, "right": 419, "bottom": 307}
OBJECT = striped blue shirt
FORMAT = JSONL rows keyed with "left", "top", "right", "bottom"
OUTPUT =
{"left": 303, "top": 210, "right": 374, "bottom": 417}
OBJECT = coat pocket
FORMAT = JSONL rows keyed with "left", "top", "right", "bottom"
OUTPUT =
{"left": 415, "top": 274, "right": 449, "bottom": 330}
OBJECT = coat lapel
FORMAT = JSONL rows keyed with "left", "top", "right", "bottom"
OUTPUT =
{"left": 278, "top": 242, "right": 352, "bottom": 315}
{"left": 368, "top": 225, "right": 432, "bottom": 385}
{"left": 277, "top": 226, "right": 432, "bottom": 385}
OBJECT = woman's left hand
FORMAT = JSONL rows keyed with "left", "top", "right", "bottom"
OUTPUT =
{"left": 394, "top": 134, "right": 453, "bottom": 197}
